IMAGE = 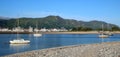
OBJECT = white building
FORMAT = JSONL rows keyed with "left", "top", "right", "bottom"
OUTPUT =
{"left": 12, "top": 27, "right": 24, "bottom": 32}
{"left": 40, "top": 28, "right": 47, "bottom": 32}
{"left": 0, "top": 28, "right": 11, "bottom": 32}
{"left": 28, "top": 26, "right": 33, "bottom": 32}
{"left": 34, "top": 28, "right": 39, "bottom": 32}
{"left": 51, "top": 28, "right": 59, "bottom": 32}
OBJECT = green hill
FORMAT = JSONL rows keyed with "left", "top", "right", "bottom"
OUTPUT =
{"left": 0, "top": 15, "right": 118, "bottom": 30}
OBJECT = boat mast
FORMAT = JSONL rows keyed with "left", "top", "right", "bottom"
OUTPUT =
{"left": 102, "top": 24, "right": 104, "bottom": 33}
{"left": 101, "top": 24, "right": 104, "bottom": 42}
{"left": 17, "top": 18, "right": 20, "bottom": 39}
{"left": 36, "top": 19, "right": 38, "bottom": 33}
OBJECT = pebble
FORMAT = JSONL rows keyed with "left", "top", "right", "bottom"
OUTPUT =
{"left": 2, "top": 42, "right": 120, "bottom": 57}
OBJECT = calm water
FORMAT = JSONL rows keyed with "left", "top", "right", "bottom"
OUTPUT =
{"left": 0, "top": 34, "right": 120, "bottom": 56}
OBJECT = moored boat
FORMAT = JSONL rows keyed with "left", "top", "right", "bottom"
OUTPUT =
{"left": 33, "top": 33, "right": 42, "bottom": 37}
{"left": 10, "top": 18, "right": 30, "bottom": 44}
{"left": 99, "top": 34, "right": 109, "bottom": 38}
{"left": 10, "top": 39, "right": 30, "bottom": 44}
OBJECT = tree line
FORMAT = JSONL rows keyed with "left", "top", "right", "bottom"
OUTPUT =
{"left": 71, "top": 26, "right": 120, "bottom": 31}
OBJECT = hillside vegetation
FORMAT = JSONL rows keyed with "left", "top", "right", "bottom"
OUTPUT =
{"left": 0, "top": 15, "right": 119, "bottom": 31}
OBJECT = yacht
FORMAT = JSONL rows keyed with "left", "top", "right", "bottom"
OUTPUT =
{"left": 106, "top": 24, "right": 113, "bottom": 36}
{"left": 99, "top": 34, "right": 109, "bottom": 38}
{"left": 10, "top": 19, "right": 30, "bottom": 44}
{"left": 33, "top": 33, "right": 42, "bottom": 37}
{"left": 99, "top": 24, "right": 109, "bottom": 38}
{"left": 33, "top": 21, "right": 42, "bottom": 37}
{"left": 10, "top": 39, "right": 30, "bottom": 44}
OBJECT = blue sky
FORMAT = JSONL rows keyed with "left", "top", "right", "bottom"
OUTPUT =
{"left": 0, "top": 0, "right": 120, "bottom": 26}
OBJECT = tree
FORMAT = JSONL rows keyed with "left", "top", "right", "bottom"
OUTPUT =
{"left": 71, "top": 27, "right": 78, "bottom": 31}
{"left": 71, "top": 27, "right": 93, "bottom": 31}
{"left": 112, "top": 26, "right": 120, "bottom": 31}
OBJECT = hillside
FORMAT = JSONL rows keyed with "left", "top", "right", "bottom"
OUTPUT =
{"left": 0, "top": 15, "right": 118, "bottom": 29}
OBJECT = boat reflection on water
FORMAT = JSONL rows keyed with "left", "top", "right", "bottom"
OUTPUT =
{"left": 10, "top": 44, "right": 30, "bottom": 53}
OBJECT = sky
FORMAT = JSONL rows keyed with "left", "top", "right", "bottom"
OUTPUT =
{"left": 0, "top": 0, "right": 120, "bottom": 26}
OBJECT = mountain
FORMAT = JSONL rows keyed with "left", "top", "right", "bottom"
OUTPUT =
{"left": 0, "top": 15, "right": 118, "bottom": 29}
{"left": 0, "top": 16, "right": 11, "bottom": 19}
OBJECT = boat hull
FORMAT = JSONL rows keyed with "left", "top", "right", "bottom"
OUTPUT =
{"left": 10, "top": 39, "right": 30, "bottom": 44}
{"left": 33, "top": 33, "right": 42, "bottom": 37}
{"left": 99, "top": 34, "right": 109, "bottom": 38}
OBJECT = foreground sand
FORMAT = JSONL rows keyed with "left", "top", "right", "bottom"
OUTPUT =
{"left": 3, "top": 42, "right": 120, "bottom": 57}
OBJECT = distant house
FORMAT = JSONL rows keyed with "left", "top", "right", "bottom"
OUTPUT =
{"left": 28, "top": 26, "right": 33, "bottom": 32}
{"left": 12, "top": 27, "right": 24, "bottom": 32}
{"left": 34, "top": 28, "right": 39, "bottom": 32}
{"left": 40, "top": 28, "right": 47, "bottom": 32}
{"left": 0, "top": 28, "right": 11, "bottom": 32}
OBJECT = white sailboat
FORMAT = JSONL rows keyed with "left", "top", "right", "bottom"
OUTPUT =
{"left": 33, "top": 20, "right": 42, "bottom": 37}
{"left": 106, "top": 24, "right": 113, "bottom": 36}
{"left": 10, "top": 19, "right": 30, "bottom": 44}
{"left": 99, "top": 34, "right": 109, "bottom": 38}
{"left": 10, "top": 37, "right": 30, "bottom": 44}
{"left": 33, "top": 29, "right": 42, "bottom": 37}
{"left": 99, "top": 24, "right": 109, "bottom": 38}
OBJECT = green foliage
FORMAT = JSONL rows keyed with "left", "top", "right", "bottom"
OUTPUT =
{"left": 112, "top": 26, "right": 120, "bottom": 31}
{"left": 71, "top": 27, "right": 93, "bottom": 31}
{"left": 0, "top": 15, "right": 119, "bottom": 30}
{"left": 0, "top": 19, "right": 8, "bottom": 28}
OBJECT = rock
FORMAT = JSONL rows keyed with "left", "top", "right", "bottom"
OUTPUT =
{"left": 3, "top": 42, "right": 120, "bottom": 57}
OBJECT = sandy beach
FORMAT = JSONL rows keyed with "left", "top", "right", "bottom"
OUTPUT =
{"left": 3, "top": 42, "right": 120, "bottom": 57}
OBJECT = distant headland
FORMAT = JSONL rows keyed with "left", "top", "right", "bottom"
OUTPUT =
{"left": 0, "top": 15, "right": 120, "bottom": 32}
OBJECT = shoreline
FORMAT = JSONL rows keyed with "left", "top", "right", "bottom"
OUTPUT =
{"left": 3, "top": 42, "right": 120, "bottom": 57}
{"left": 1, "top": 31, "right": 120, "bottom": 34}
